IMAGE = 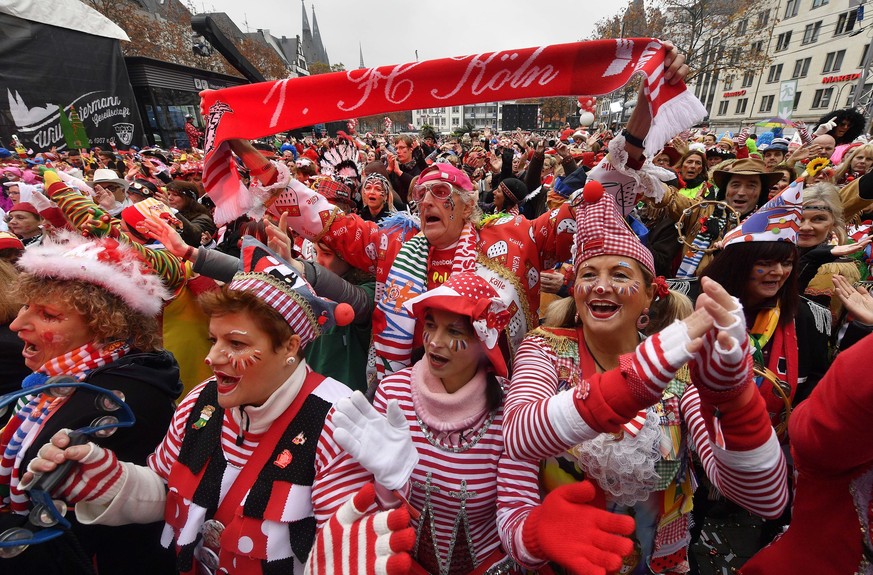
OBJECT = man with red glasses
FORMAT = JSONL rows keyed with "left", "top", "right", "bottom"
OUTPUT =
{"left": 222, "top": 46, "right": 689, "bottom": 383}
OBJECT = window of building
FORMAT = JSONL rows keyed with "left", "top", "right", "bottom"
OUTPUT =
{"left": 823, "top": 50, "right": 846, "bottom": 73}
{"left": 718, "top": 101, "right": 729, "bottom": 115}
{"left": 767, "top": 64, "right": 783, "bottom": 83}
{"left": 759, "top": 94, "right": 775, "bottom": 112}
{"left": 735, "top": 98, "right": 748, "bottom": 114}
{"left": 812, "top": 0, "right": 829, "bottom": 7}
{"left": 757, "top": 9, "right": 770, "bottom": 28}
{"left": 729, "top": 47, "right": 741, "bottom": 65}
{"left": 724, "top": 74, "right": 735, "bottom": 90}
{"left": 737, "top": 18, "right": 748, "bottom": 35}
{"left": 802, "top": 21, "right": 822, "bottom": 44}
{"left": 741, "top": 71, "right": 755, "bottom": 88}
{"left": 793, "top": 91, "right": 802, "bottom": 111}
{"left": 812, "top": 87, "right": 834, "bottom": 108}
{"left": 751, "top": 40, "right": 764, "bottom": 55}
{"left": 792, "top": 57, "right": 811, "bottom": 78}
{"left": 848, "top": 85, "right": 857, "bottom": 106}
{"left": 785, "top": 0, "right": 799, "bottom": 18}
{"left": 835, "top": 10, "right": 858, "bottom": 35}
{"left": 452, "top": 107, "right": 460, "bottom": 113}
{"left": 862, "top": 44, "right": 871, "bottom": 67}
{"left": 776, "top": 31, "right": 792, "bottom": 51}
{"left": 452, "top": 118, "right": 459, "bottom": 125}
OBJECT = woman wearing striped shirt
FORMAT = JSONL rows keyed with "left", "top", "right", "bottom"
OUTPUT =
{"left": 503, "top": 183, "right": 788, "bottom": 574}
{"left": 22, "top": 238, "right": 370, "bottom": 575}
{"left": 330, "top": 271, "right": 636, "bottom": 575}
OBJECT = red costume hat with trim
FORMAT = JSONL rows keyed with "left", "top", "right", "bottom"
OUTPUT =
{"left": 573, "top": 180, "right": 655, "bottom": 275}
{"left": 417, "top": 164, "right": 473, "bottom": 192}
{"left": 229, "top": 237, "right": 353, "bottom": 346}
{"left": 404, "top": 271, "right": 513, "bottom": 377}
{"left": 0, "top": 231, "right": 24, "bottom": 251}
{"left": 17, "top": 231, "right": 170, "bottom": 316}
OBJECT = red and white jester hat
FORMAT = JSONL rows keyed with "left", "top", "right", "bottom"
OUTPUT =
{"left": 229, "top": 237, "right": 354, "bottom": 346}
{"left": 404, "top": 271, "right": 516, "bottom": 377}
{"left": 573, "top": 180, "right": 655, "bottom": 276}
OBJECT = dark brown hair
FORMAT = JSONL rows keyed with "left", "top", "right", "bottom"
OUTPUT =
{"left": 198, "top": 286, "right": 295, "bottom": 352}
{"left": 699, "top": 241, "right": 799, "bottom": 325}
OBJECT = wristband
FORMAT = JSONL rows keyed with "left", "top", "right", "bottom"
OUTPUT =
{"left": 248, "top": 161, "right": 273, "bottom": 177}
{"left": 621, "top": 130, "right": 645, "bottom": 148}
{"left": 182, "top": 246, "right": 196, "bottom": 261}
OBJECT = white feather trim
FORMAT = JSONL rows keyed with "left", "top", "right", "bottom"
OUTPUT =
{"left": 17, "top": 231, "right": 171, "bottom": 317}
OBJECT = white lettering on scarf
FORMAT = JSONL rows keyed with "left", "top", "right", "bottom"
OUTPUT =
{"left": 337, "top": 62, "right": 422, "bottom": 112}
{"left": 431, "top": 46, "right": 560, "bottom": 100}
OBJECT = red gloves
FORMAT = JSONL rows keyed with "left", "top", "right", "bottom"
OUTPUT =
{"left": 305, "top": 483, "right": 415, "bottom": 575}
{"left": 522, "top": 481, "right": 635, "bottom": 575}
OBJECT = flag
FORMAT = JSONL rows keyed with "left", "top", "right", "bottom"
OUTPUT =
{"left": 58, "top": 105, "right": 90, "bottom": 149}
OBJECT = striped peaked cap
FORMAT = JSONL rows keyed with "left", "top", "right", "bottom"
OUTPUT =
{"left": 229, "top": 237, "right": 353, "bottom": 346}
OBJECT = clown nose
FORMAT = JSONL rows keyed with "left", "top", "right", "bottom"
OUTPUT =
{"left": 334, "top": 303, "right": 354, "bottom": 326}
{"left": 582, "top": 180, "right": 604, "bottom": 203}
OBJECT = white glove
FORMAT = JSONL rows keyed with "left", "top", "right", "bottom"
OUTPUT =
{"left": 814, "top": 116, "right": 837, "bottom": 136}
{"left": 332, "top": 391, "right": 418, "bottom": 491}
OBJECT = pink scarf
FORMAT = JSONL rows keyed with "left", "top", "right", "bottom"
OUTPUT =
{"left": 200, "top": 39, "right": 707, "bottom": 225}
{"left": 410, "top": 361, "right": 490, "bottom": 447}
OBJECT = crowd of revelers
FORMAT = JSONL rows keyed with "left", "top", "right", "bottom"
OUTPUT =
{"left": 1, "top": 47, "right": 873, "bottom": 575}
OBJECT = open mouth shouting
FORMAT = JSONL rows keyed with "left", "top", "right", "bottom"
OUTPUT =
{"left": 586, "top": 299, "right": 622, "bottom": 321}
{"left": 214, "top": 370, "right": 242, "bottom": 395}
{"left": 427, "top": 350, "right": 450, "bottom": 370}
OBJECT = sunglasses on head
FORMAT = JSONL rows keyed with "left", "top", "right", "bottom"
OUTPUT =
{"left": 410, "top": 181, "right": 455, "bottom": 203}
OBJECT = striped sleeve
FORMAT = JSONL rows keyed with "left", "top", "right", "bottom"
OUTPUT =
{"left": 504, "top": 336, "right": 596, "bottom": 462}
{"left": 147, "top": 381, "right": 206, "bottom": 480}
{"left": 50, "top": 184, "right": 188, "bottom": 292}
{"left": 681, "top": 385, "right": 788, "bottom": 520}
{"left": 496, "top": 449, "right": 545, "bottom": 569}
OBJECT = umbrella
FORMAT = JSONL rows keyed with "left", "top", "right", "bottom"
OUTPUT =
{"left": 755, "top": 117, "right": 796, "bottom": 128}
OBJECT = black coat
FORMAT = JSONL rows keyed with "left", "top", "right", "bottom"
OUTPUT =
{"left": 1, "top": 350, "right": 183, "bottom": 575}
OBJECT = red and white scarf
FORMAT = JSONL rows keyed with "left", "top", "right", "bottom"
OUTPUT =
{"left": 200, "top": 38, "right": 707, "bottom": 225}
{"left": 0, "top": 341, "right": 129, "bottom": 512}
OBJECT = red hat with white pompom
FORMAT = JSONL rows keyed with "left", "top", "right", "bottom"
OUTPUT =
{"left": 404, "top": 271, "right": 514, "bottom": 377}
{"left": 230, "top": 236, "right": 353, "bottom": 346}
{"left": 573, "top": 180, "right": 655, "bottom": 276}
{"left": 17, "top": 230, "right": 170, "bottom": 316}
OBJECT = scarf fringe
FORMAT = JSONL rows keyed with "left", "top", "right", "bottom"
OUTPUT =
{"left": 644, "top": 89, "right": 708, "bottom": 158}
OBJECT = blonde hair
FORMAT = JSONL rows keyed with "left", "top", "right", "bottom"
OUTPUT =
{"left": 644, "top": 290, "right": 693, "bottom": 336}
{"left": 0, "top": 261, "right": 21, "bottom": 324}
{"left": 14, "top": 275, "right": 161, "bottom": 351}
{"left": 834, "top": 143, "right": 873, "bottom": 182}
{"left": 803, "top": 182, "right": 846, "bottom": 243}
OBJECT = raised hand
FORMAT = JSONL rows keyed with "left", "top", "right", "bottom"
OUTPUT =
{"left": 136, "top": 216, "right": 189, "bottom": 258}
{"left": 332, "top": 391, "right": 418, "bottom": 491}
{"left": 304, "top": 483, "right": 414, "bottom": 575}
{"left": 522, "top": 481, "right": 635, "bottom": 575}
{"left": 831, "top": 237, "right": 872, "bottom": 257}
{"left": 834, "top": 274, "right": 873, "bottom": 325}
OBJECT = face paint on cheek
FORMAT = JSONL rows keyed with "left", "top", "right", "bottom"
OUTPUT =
{"left": 443, "top": 195, "right": 456, "bottom": 211}
{"left": 228, "top": 349, "right": 262, "bottom": 371}
{"left": 422, "top": 331, "right": 432, "bottom": 345}
{"left": 575, "top": 283, "right": 594, "bottom": 297}
{"left": 755, "top": 268, "right": 766, "bottom": 275}
{"left": 449, "top": 338, "right": 468, "bottom": 352}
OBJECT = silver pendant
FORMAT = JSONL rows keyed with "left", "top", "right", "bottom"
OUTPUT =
{"left": 196, "top": 546, "right": 220, "bottom": 575}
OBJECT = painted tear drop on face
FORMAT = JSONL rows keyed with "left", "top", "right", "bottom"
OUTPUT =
{"left": 449, "top": 338, "right": 468, "bottom": 352}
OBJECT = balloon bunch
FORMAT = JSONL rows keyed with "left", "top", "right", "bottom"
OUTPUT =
{"left": 577, "top": 96, "right": 597, "bottom": 127}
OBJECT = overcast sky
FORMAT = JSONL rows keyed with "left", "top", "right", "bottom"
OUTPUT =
{"left": 198, "top": 0, "right": 628, "bottom": 69}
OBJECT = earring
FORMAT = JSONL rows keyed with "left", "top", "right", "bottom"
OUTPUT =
{"left": 636, "top": 308, "right": 650, "bottom": 330}
{"left": 574, "top": 313, "right": 580, "bottom": 324}
{"left": 286, "top": 357, "right": 296, "bottom": 366}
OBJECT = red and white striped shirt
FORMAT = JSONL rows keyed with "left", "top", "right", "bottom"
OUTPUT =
{"left": 375, "top": 367, "right": 544, "bottom": 572}
{"left": 504, "top": 334, "right": 788, "bottom": 520}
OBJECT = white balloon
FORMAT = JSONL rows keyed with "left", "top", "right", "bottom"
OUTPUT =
{"left": 579, "top": 112, "right": 595, "bottom": 127}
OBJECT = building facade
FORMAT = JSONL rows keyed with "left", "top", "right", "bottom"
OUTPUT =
{"left": 705, "top": 0, "right": 870, "bottom": 132}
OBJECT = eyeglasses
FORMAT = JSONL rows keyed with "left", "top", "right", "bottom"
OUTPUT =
{"left": 0, "top": 376, "right": 135, "bottom": 558}
{"left": 410, "top": 181, "right": 455, "bottom": 203}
